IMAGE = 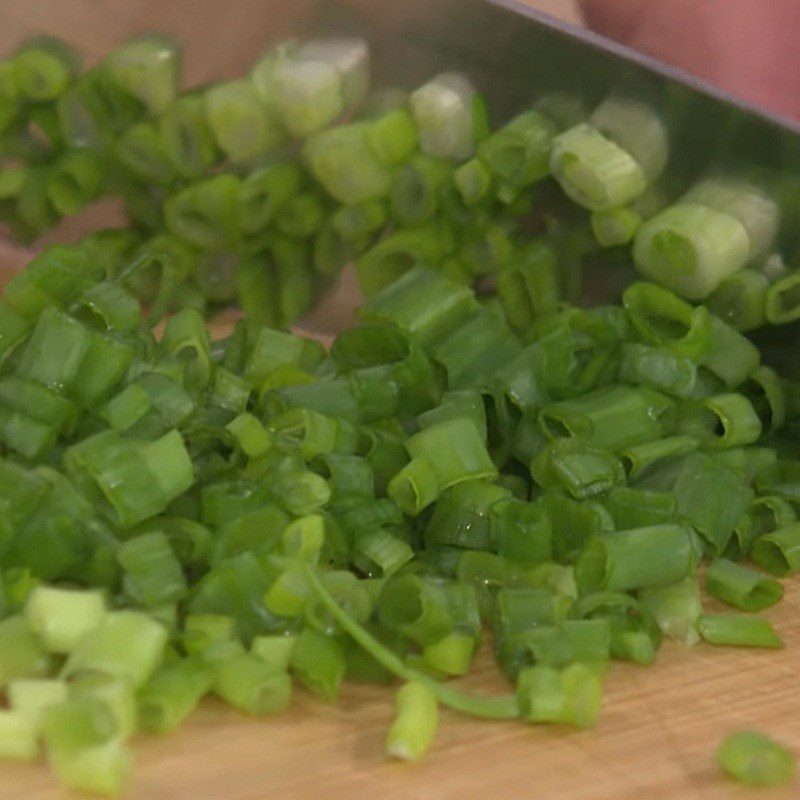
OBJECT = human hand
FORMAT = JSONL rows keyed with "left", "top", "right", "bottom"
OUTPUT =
{"left": 580, "top": 0, "right": 800, "bottom": 120}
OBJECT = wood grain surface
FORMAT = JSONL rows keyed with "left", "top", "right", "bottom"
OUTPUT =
{"left": 4, "top": 2, "right": 800, "bottom": 799}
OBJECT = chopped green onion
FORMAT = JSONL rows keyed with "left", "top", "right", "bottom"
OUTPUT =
{"left": 517, "top": 663, "right": 602, "bottom": 728}
{"left": 305, "top": 123, "right": 393, "bottom": 205}
{"left": 214, "top": 653, "right": 292, "bottom": 715}
{"left": 707, "top": 269, "right": 768, "bottom": 331}
{"left": 706, "top": 558, "right": 783, "bottom": 612}
{"left": 385, "top": 682, "right": 438, "bottom": 762}
{"left": 638, "top": 574, "right": 701, "bottom": 645}
{"left": 24, "top": 586, "right": 106, "bottom": 654}
{"left": 63, "top": 611, "right": 168, "bottom": 688}
{"left": 410, "top": 72, "right": 481, "bottom": 161}
{"left": 204, "top": 79, "right": 284, "bottom": 163}
{"left": 765, "top": 269, "right": 800, "bottom": 324}
{"left": 633, "top": 204, "right": 750, "bottom": 300}
{"left": 717, "top": 730, "right": 796, "bottom": 787}
{"left": 138, "top": 658, "right": 213, "bottom": 733}
{"left": 105, "top": 35, "right": 180, "bottom": 115}
{"left": 0, "top": 615, "right": 53, "bottom": 687}
{"left": 591, "top": 206, "right": 642, "bottom": 247}
{"left": 698, "top": 614, "right": 783, "bottom": 649}
{"left": 8, "top": 678, "right": 68, "bottom": 729}
{"left": 750, "top": 522, "right": 800, "bottom": 576}
{"left": 551, "top": 123, "right": 647, "bottom": 211}
{"left": 576, "top": 524, "right": 695, "bottom": 594}
{"left": 0, "top": 710, "right": 40, "bottom": 761}
{"left": 290, "top": 628, "right": 345, "bottom": 703}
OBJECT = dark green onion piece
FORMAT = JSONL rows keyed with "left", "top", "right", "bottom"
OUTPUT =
{"left": 14, "top": 37, "right": 78, "bottom": 101}
{"left": 164, "top": 174, "right": 241, "bottom": 250}
{"left": 497, "top": 240, "right": 561, "bottom": 332}
{"left": 159, "top": 95, "right": 219, "bottom": 180}
{"left": 765, "top": 269, "right": 800, "bottom": 324}
{"left": 670, "top": 452, "right": 753, "bottom": 554}
{"left": 117, "top": 532, "right": 187, "bottom": 609}
{"left": 706, "top": 558, "right": 783, "bottom": 612}
{"left": 290, "top": 628, "right": 345, "bottom": 703}
{"left": 391, "top": 154, "right": 452, "bottom": 225}
{"left": 750, "top": 522, "right": 800, "bottom": 576}
{"left": 539, "top": 385, "right": 674, "bottom": 452}
{"left": 576, "top": 524, "right": 694, "bottom": 593}
{"left": 477, "top": 109, "right": 557, "bottom": 201}
{"left": 357, "top": 223, "right": 456, "bottom": 297}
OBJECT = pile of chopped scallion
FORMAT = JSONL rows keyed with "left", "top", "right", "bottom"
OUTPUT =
{"left": 0, "top": 32, "right": 798, "bottom": 796}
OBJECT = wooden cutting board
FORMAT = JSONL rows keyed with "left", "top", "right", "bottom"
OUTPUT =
{"left": 0, "top": 578, "right": 797, "bottom": 800}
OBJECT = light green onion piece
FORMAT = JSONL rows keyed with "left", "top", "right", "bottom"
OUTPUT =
{"left": 516, "top": 663, "right": 602, "bottom": 728}
{"left": 8, "top": 679, "right": 68, "bottom": 729}
{"left": 269, "top": 56, "right": 344, "bottom": 137}
{"left": 24, "top": 586, "right": 106, "bottom": 654}
{"left": 410, "top": 72, "right": 481, "bottom": 161}
{"left": 422, "top": 633, "right": 476, "bottom": 677}
{"left": 251, "top": 636, "right": 297, "bottom": 673}
{"left": 226, "top": 413, "right": 273, "bottom": 458}
{"left": 138, "top": 659, "right": 214, "bottom": 733}
{"left": 385, "top": 682, "right": 438, "bottom": 762}
{"left": 214, "top": 653, "right": 292, "bottom": 715}
{"left": 633, "top": 203, "right": 750, "bottom": 300}
{"left": 590, "top": 206, "right": 642, "bottom": 247}
{"left": 638, "top": 574, "right": 701, "bottom": 645}
{"left": 0, "top": 616, "right": 53, "bottom": 688}
{"left": 70, "top": 673, "right": 137, "bottom": 739}
{"left": 63, "top": 611, "right": 168, "bottom": 688}
{"left": 682, "top": 177, "right": 778, "bottom": 264}
{"left": 0, "top": 710, "right": 39, "bottom": 761}
{"left": 47, "top": 735, "right": 131, "bottom": 797}
{"left": 589, "top": 96, "right": 668, "bottom": 183}
{"left": 550, "top": 123, "right": 647, "bottom": 211}
{"left": 105, "top": 35, "right": 180, "bottom": 115}
{"left": 304, "top": 123, "right": 393, "bottom": 205}
{"left": 297, "top": 38, "right": 370, "bottom": 110}
{"left": 717, "top": 730, "right": 796, "bottom": 787}
{"left": 204, "top": 79, "right": 285, "bottom": 163}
